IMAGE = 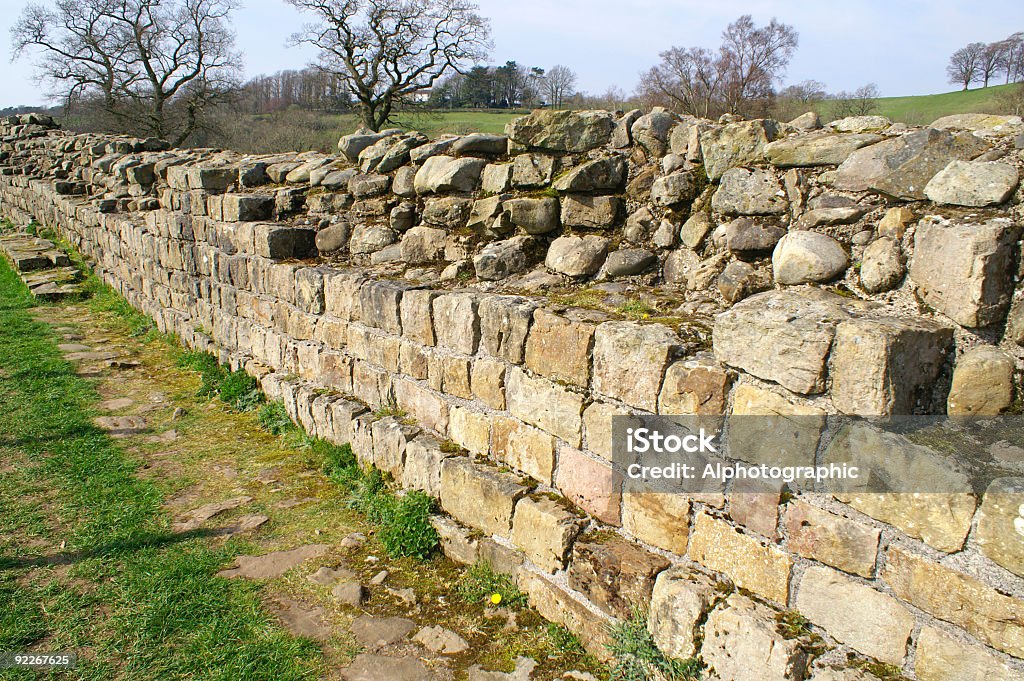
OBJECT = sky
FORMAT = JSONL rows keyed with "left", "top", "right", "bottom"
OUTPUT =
{"left": 0, "top": 0, "right": 1020, "bottom": 109}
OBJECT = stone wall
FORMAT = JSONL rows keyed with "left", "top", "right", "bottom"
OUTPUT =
{"left": 2, "top": 109, "right": 1024, "bottom": 681}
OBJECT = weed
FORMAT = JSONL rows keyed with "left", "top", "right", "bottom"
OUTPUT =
{"left": 457, "top": 562, "right": 528, "bottom": 608}
{"left": 258, "top": 400, "right": 295, "bottom": 435}
{"left": 546, "top": 622, "right": 586, "bottom": 654}
{"left": 607, "top": 610, "right": 702, "bottom": 681}
{"left": 176, "top": 351, "right": 264, "bottom": 411}
{"left": 373, "top": 398, "right": 408, "bottom": 420}
{"left": 777, "top": 611, "right": 812, "bottom": 638}
{"left": 618, "top": 298, "right": 659, "bottom": 320}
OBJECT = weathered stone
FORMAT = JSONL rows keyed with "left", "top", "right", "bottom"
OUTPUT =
{"left": 255, "top": 225, "right": 318, "bottom": 260}
{"left": 712, "top": 167, "right": 788, "bottom": 215}
{"left": 399, "top": 226, "right": 446, "bottom": 263}
{"left": 413, "top": 625, "right": 470, "bottom": 655}
{"left": 560, "top": 195, "right": 621, "bottom": 229}
{"left": 877, "top": 206, "right": 914, "bottom": 239}
{"left": 413, "top": 155, "right": 486, "bottom": 194}
{"left": 948, "top": 346, "right": 1016, "bottom": 416}
{"left": 658, "top": 356, "right": 732, "bottom": 415}
{"left": 474, "top": 236, "right": 533, "bottom": 280}
{"left": 924, "top": 160, "right": 1019, "bottom": 206}
{"left": 859, "top": 236, "right": 905, "bottom": 293}
{"left": 553, "top": 156, "right": 627, "bottom": 192}
{"left": 830, "top": 316, "right": 952, "bottom": 415}
{"left": 688, "top": 511, "right": 792, "bottom": 604}
{"left": 349, "top": 224, "right": 397, "bottom": 254}
{"left": 432, "top": 293, "right": 479, "bottom": 354}
{"left": 729, "top": 480, "right": 782, "bottom": 537}
{"left": 825, "top": 423, "right": 975, "bottom": 552}
{"left": 478, "top": 295, "right": 534, "bottom": 364}
{"left": 421, "top": 196, "right": 471, "bottom": 229}
{"left": 439, "top": 457, "right": 529, "bottom": 537}
{"left": 789, "top": 111, "right": 822, "bottom": 130}
{"left": 700, "top": 595, "right": 808, "bottom": 681}
{"left": 830, "top": 115, "right": 891, "bottom": 133}
{"left": 882, "top": 545, "right": 1024, "bottom": 658}
{"left": 797, "top": 565, "right": 913, "bottom": 665}
{"left": 505, "top": 109, "right": 615, "bottom": 152}
{"left": 592, "top": 321, "right": 678, "bottom": 411}
{"left": 622, "top": 492, "right": 691, "bottom": 555}
{"left": 511, "top": 496, "right": 583, "bottom": 572}
{"left": 910, "top": 218, "right": 1018, "bottom": 327}
{"left": 491, "top": 416, "right": 555, "bottom": 484}
{"left": 611, "top": 109, "right": 643, "bottom": 148}
{"left": 568, "top": 535, "right": 670, "bottom": 618}
{"left": 506, "top": 367, "right": 583, "bottom": 445}
{"left": 783, "top": 501, "right": 879, "bottom": 577}
{"left": 1006, "top": 293, "right": 1024, "bottom": 346}
{"left": 525, "top": 309, "right": 595, "bottom": 388}
{"left": 518, "top": 571, "right": 612, "bottom": 658}
{"left": 471, "top": 358, "right": 506, "bottom": 410}
{"left": 713, "top": 291, "right": 853, "bottom": 394}
{"left": 915, "top": 625, "right": 1018, "bottom": 681}
{"left": 545, "top": 235, "right": 609, "bottom": 277}
{"left": 602, "top": 249, "right": 657, "bottom": 277}
{"left": 217, "top": 544, "right": 329, "bottom": 579}
{"left": 651, "top": 171, "right": 699, "bottom": 207}
{"left": 348, "top": 173, "right": 391, "bottom": 198}
{"left": 555, "top": 447, "right": 621, "bottom": 525}
{"left": 338, "top": 129, "right": 396, "bottom": 161}
{"left": 764, "top": 133, "right": 882, "bottom": 167}
{"left": 835, "top": 128, "right": 989, "bottom": 199}
{"left": 772, "top": 231, "right": 849, "bottom": 285}
{"left": 647, "top": 567, "right": 718, "bottom": 659}
{"left": 725, "top": 218, "right": 786, "bottom": 255}
{"left": 680, "top": 211, "right": 712, "bottom": 249}
{"left": 315, "top": 223, "right": 351, "bottom": 254}
{"left": 452, "top": 133, "right": 508, "bottom": 156}
{"left": 504, "top": 197, "right": 560, "bottom": 234}
{"left": 975, "top": 477, "right": 1024, "bottom": 578}
{"left": 389, "top": 202, "right": 417, "bottom": 232}
{"left": 700, "top": 119, "right": 779, "bottom": 181}
{"left": 631, "top": 109, "right": 680, "bottom": 157}
{"left": 795, "top": 206, "right": 868, "bottom": 229}
{"left": 401, "top": 435, "right": 449, "bottom": 497}
{"left": 717, "top": 260, "right": 771, "bottom": 303}
{"left": 448, "top": 406, "right": 490, "bottom": 455}
{"left": 223, "top": 194, "right": 274, "bottom": 222}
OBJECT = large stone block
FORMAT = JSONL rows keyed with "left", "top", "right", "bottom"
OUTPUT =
{"left": 763, "top": 132, "right": 882, "bottom": 167}
{"left": 555, "top": 446, "right": 622, "bottom": 525}
{"left": 518, "top": 570, "right": 612, "bottom": 659}
{"left": 714, "top": 290, "right": 853, "bottom": 394}
{"left": 524, "top": 308, "right": 596, "bottom": 388}
{"left": 658, "top": 356, "right": 732, "bottom": 416}
{"left": 439, "top": 457, "right": 530, "bottom": 537}
{"left": 370, "top": 416, "right": 419, "bottom": 478}
{"left": 560, "top": 195, "right": 621, "bottom": 229}
{"left": 491, "top": 415, "right": 555, "bottom": 484}
{"left": 915, "top": 626, "right": 1018, "bottom": 681}
{"left": 797, "top": 565, "right": 913, "bottom": 665}
{"left": 413, "top": 155, "right": 485, "bottom": 193}
{"left": 254, "top": 225, "right": 317, "bottom": 260}
{"left": 510, "top": 496, "right": 584, "bottom": 573}
{"left": 393, "top": 378, "right": 448, "bottom": 434}
{"left": 729, "top": 384, "right": 826, "bottom": 467}
{"left": 648, "top": 567, "right": 719, "bottom": 659}
{"left": 470, "top": 357, "right": 505, "bottom": 409}
{"left": 882, "top": 545, "right": 1024, "bottom": 658}
{"left": 399, "top": 288, "right": 437, "bottom": 346}
{"left": 357, "top": 280, "right": 410, "bottom": 335}
{"left": 782, "top": 500, "right": 879, "bottom": 577}
{"left": 711, "top": 167, "right": 788, "bottom": 215}
{"left": 700, "top": 119, "right": 779, "bottom": 181}
{"left": 432, "top": 292, "right": 479, "bottom": 355}
{"left": 947, "top": 346, "right": 1016, "bottom": 416}
{"left": 505, "top": 367, "right": 583, "bottom": 446}
{"left": 401, "top": 435, "right": 451, "bottom": 498}
{"left": 700, "top": 595, "right": 809, "bottom": 681}
{"left": 478, "top": 295, "right": 535, "bottom": 364}
{"left": 568, "top": 535, "right": 670, "bottom": 619}
{"left": 505, "top": 109, "right": 615, "bottom": 152}
{"left": 910, "top": 218, "right": 1018, "bottom": 327}
{"left": 592, "top": 321, "right": 677, "bottom": 412}
{"left": 688, "top": 511, "right": 792, "bottom": 604}
{"left": 975, "top": 477, "right": 1024, "bottom": 578}
{"left": 448, "top": 406, "right": 490, "bottom": 456}
{"left": 621, "top": 492, "right": 691, "bottom": 555}
{"left": 830, "top": 316, "right": 953, "bottom": 415}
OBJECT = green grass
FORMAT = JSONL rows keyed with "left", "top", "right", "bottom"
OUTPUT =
{"left": 455, "top": 562, "right": 528, "bottom": 609}
{"left": 873, "top": 83, "right": 1021, "bottom": 126}
{"left": 0, "top": 256, "right": 323, "bottom": 680}
{"left": 606, "top": 610, "right": 702, "bottom": 681}
{"left": 177, "top": 351, "right": 265, "bottom": 412}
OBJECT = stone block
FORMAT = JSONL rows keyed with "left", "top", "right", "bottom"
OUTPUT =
{"left": 701, "top": 594, "right": 808, "bottom": 681}
{"left": 511, "top": 496, "right": 584, "bottom": 573}
{"left": 592, "top": 321, "right": 678, "bottom": 411}
{"left": 882, "top": 545, "right": 1024, "bottom": 658}
{"left": 730, "top": 385, "right": 826, "bottom": 468}
{"left": 223, "top": 194, "right": 273, "bottom": 222}
{"left": 568, "top": 535, "right": 670, "bottom": 618}
{"left": 399, "top": 288, "right": 437, "bottom": 346}
{"left": 975, "top": 477, "right": 1024, "bottom": 578}
{"left": 431, "top": 515, "right": 479, "bottom": 565}
{"left": 659, "top": 355, "right": 732, "bottom": 416}
{"left": 491, "top": 416, "right": 555, "bottom": 485}
{"left": 432, "top": 292, "right": 479, "bottom": 355}
{"left": 688, "top": 511, "right": 792, "bottom": 604}
{"left": 583, "top": 401, "right": 636, "bottom": 460}
{"left": 357, "top": 280, "right": 409, "bottom": 335}
{"left": 782, "top": 500, "right": 879, "bottom": 577}
{"left": 518, "top": 570, "right": 612, "bottom": 659}
{"left": 370, "top": 416, "right": 419, "bottom": 479}
{"left": 439, "top": 457, "right": 530, "bottom": 537}
{"left": 505, "top": 367, "right": 583, "bottom": 446}
{"left": 915, "top": 626, "right": 1018, "bottom": 681}
{"left": 947, "top": 346, "right": 1016, "bottom": 416}
{"left": 729, "top": 479, "right": 782, "bottom": 538}
{"left": 402, "top": 435, "right": 451, "bottom": 498}
{"left": 393, "top": 378, "right": 448, "bottom": 434}
{"left": 470, "top": 358, "right": 505, "bottom": 410}
{"left": 524, "top": 308, "right": 595, "bottom": 388}
{"left": 254, "top": 225, "right": 317, "bottom": 260}
{"left": 555, "top": 446, "right": 622, "bottom": 525}
{"left": 830, "top": 316, "right": 953, "bottom": 415}
{"left": 648, "top": 566, "right": 720, "bottom": 659}
{"left": 448, "top": 406, "right": 490, "bottom": 456}
{"left": 478, "top": 295, "right": 535, "bottom": 364}
{"left": 797, "top": 565, "right": 913, "bottom": 665}
{"left": 621, "top": 492, "right": 691, "bottom": 555}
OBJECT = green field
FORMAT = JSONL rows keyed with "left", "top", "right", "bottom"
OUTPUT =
{"left": 872, "top": 83, "right": 1020, "bottom": 125}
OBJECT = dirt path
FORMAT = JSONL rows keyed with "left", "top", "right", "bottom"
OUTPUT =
{"left": 1, "top": 252, "right": 605, "bottom": 681}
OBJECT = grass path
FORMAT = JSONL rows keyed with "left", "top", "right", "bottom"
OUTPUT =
{"left": 0, "top": 246, "right": 606, "bottom": 680}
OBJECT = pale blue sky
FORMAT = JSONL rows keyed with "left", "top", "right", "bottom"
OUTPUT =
{"left": 1, "top": 0, "right": 1020, "bottom": 108}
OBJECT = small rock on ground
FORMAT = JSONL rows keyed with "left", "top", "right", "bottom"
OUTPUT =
{"left": 99, "top": 397, "right": 134, "bottom": 410}
{"left": 266, "top": 597, "right": 334, "bottom": 641}
{"left": 307, "top": 565, "right": 358, "bottom": 586}
{"left": 174, "top": 496, "right": 252, "bottom": 531}
{"left": 350, "top": 615, "right": 417, "bottom": 649}
{"left": 217, "top": 544, "right": 329, "bottom": 579}
{"left": 468, "top": 657, "right": 537, "bottom": 681}
{"left": 94, "top": 415, "right": 148, "bottom": 437}
{"left": 332, "top": 581, "right": 366, "bottom": 606}
{"left": 414, "top": 625, "right": 469, "bottom": 655}
{"left": 340, "top": 654, "right": 433, "bottom": 681}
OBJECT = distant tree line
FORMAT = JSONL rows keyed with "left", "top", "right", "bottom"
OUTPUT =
{"left": 238, "top": 69, "right": 354, "bottom": 114}
{"left": 429, "top": 62, "right": 577, "bottom": 109}
{"left": 947, "top": 33, "right": 1024, "bottom": 90}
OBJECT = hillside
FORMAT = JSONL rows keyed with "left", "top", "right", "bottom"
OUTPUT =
{"left": 873, "top": 83, "right": 1020, "bottom": 125}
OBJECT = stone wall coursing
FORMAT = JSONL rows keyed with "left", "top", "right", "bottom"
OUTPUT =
{"left": 3, "top": 111, "right": 1024, "bottom": 680}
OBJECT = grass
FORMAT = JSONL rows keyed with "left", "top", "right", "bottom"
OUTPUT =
{"left": 177, "top": 351, "right": 265, "bottom": 412}
{"left": 0, "top": 256, "right": 324, "bottom": 679}
{"left": 872, "top": 83, "right": 1021, "bottom": 126}
{"left": 606, "top": 611, "right": 702, "bottom": 681}
{"left": 456, "top": 562, "right": 528, "bottom": 609}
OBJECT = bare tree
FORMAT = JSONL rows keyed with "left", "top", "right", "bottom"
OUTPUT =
{"left": 285, "top": 0, "right": 491, "bottom": 131}
{"left": 998, "top": 33, "right": 1024, "bottom": 83}
{"left": 947, "top": 42, "right": 985, "bottom": 90}
{"left": 545, "top": 64, "right": 576, "bottom": 109}
{"left": 830, "top": 83, "right": 880, "bottom": 119}
{"left": 636, "top": 15, "right": 797, "bottom": 118}
{"left": 978, "top": 42, "right": 1007, "bottom": 87}
{"left": 718, "top": 15, "right": 799, "bottom": 114}
{"left": 12, "top": 0, "right": 240, "bottom": 145}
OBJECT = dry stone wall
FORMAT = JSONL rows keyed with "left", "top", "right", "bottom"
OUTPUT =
{"left": 3, "top": 109, "right": 1024, "bottom": 681}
